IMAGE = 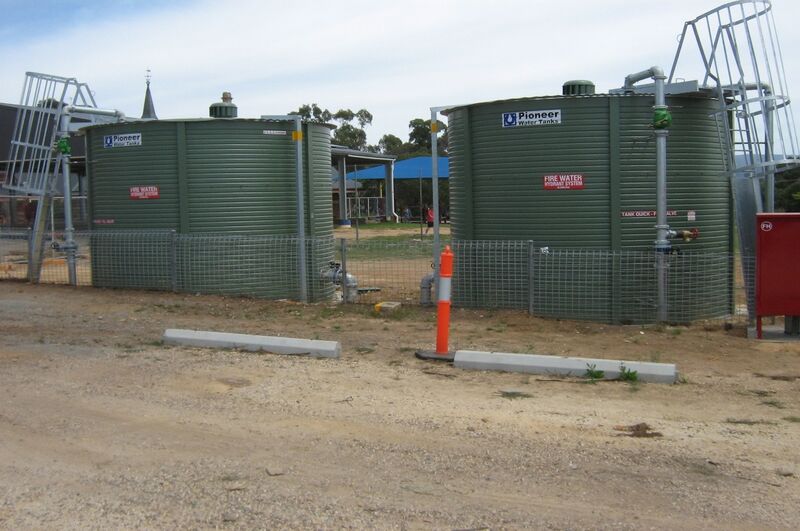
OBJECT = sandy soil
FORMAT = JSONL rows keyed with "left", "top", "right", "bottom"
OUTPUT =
{"left": 1, "top": 282, "right": 799, "bottom": 529}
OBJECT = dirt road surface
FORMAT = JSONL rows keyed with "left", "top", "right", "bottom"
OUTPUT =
{"left": 1, "top": 283, "right": 799, "bottom": 529}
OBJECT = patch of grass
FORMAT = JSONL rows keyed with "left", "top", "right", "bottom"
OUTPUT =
{"left": 619, "top": 364, "right": 639, "bottom": 383}
{"left": 355, "top": 346, "right": 375, "bottom": 354}
{"left": 584, "top": 363, "right": 605, "bottom": 381}
{"left": 761, "top": 399, "right": 786, "bottom": 409}
{"left": 649, "top": 351, "right": 662, "bottom": 363}
{"left": 486, "top": 322, "right": 508, "bottom": 333}
{"left": 332, "top": 325, "right": 342, "bottom": 331}
{"left": 496, "top": 390, "right": 533, "bottom": 400}
{"left": 782, "top": 416, "right": 800, "bottom": 423}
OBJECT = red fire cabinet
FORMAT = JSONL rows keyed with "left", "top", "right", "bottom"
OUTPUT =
{"left": 756, "top": 213, "right": 800, "bottom": 339}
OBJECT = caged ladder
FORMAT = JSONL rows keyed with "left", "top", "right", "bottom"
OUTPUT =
{"left": 2, "top": 72, "right": 122, "bottom": 284}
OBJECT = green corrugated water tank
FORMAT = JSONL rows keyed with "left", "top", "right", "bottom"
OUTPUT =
{"left": 445, "top": 88, "right": 733, "bottom": 323}
{"left": 84, "top": 118, "right": 334, "bottom": 301}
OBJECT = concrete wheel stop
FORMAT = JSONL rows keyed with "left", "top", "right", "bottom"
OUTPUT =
{"left": 415, "top": 350, "right": 455, "bottom": 362}
{"left": 453, "top": 350, "right": 678, "bottom": 384}
{"left": 163, "top": 329, "right": 340, "bottom": 358}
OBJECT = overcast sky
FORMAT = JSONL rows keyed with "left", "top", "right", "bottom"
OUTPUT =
{"left": 2, "top": 0, "right": 799, "bottom": 144}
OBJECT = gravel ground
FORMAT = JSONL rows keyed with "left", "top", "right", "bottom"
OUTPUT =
{"left": 1, "top": 282, "right": 799, "bottom": 529}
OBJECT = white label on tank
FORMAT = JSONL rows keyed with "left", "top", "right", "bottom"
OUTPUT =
{"left": 502, "top": 109, "right": 561, "bottom": 128}
{"left": 687, "top": 210, "right": 696, "bottom": 221}
{"left": 263, "top": 129, "right": 287, "bottom": 136}
{"left": 103, "top": 133, "right": 142, "bottom": 148}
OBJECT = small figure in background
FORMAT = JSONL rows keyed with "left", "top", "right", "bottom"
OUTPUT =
{"left": 402, "top": 206, "right": 411, "bottom": 223}
{"left": 424, "top": 205, "right": 434, "bottom": 235}
{"left": 24, "top": 199, "right": 37, "bottom": 227}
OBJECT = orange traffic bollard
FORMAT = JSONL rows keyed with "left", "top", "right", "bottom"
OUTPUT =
{"left": 415, "top": 245, "right": 456, "bottom": 361}
{"left": 435, "top": 245, "right": 454, "bottom": 355}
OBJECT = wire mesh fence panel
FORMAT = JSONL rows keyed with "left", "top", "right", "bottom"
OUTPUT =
{"left": 176, "top": 235, "right": 334, "bottom": 302}
{"left": 90, "top": 230, "right": 175, "bottom": 291}
{"left": 1, "top": 229, "right": 757, "bottom": 325}
{"left": 451, "top": 240, "right": 529, "bottom": 309}
{"left": 531, "top": 249, "right": 615, "bottom": 322}
{"left": 663, "top": 252, "right": 735, "bottom": 323}
{"left": 0, "top": 230, "right": 30, "bottom": 281}
{"left": 341, "top": 238, "right": 434, "bottom": 304}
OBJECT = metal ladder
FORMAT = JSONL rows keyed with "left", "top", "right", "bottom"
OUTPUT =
{"left": 2, "top": 72, "right": 112, "bottom": 284}
{"left": 669, "top": 0, "right": 800, "bottom": 319}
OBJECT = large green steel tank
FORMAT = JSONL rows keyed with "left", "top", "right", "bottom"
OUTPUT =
{"left": 445, "top": 89, "right": 732, "bottom": 323}
{"left": 84, "top": 118, "right": 334, "bottom": 301}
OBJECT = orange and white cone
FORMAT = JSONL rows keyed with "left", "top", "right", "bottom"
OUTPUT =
{"left": 416, "top": 245, "right": 455, "bottom": 361}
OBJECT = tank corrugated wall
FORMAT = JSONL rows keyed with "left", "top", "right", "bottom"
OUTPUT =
{"left": 86, "top": 119, "right": 334, "bottom": 301}
{"left": 447, "top": 93, "right": 731, "bottom": 322}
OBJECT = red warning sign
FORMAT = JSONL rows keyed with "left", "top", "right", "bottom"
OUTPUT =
{"left": 543, "top": 174, "right": 584, "bottom": 190}
{"left": 129, "top": 185, "right": 160, "bottom": 199}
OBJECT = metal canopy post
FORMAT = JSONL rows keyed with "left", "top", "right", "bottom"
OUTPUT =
{"left": 430, "top": 108, "right": 441, "bottom": 290}
{"left": 337, "top": 156, "right": 350, "bottom": 226}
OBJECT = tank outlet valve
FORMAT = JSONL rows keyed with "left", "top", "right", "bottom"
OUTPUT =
{"left": 669, "top": 228, "right": 699, "bottom": 242}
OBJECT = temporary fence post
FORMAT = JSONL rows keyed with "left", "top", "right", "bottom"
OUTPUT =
{"left": 340, "top": 237, "right": 348, "bottom": 304}
{"left": 527, "top": 240, "right": 534, "bottom": 315}
{"left": 26, "top": 227, "right": 33, "bottom": 281}
{"left": 169, "top": 229, "right": 178, "bottom": 292}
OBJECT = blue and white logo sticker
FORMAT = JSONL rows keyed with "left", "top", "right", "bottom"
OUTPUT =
{"left": 103, "top": 133, "right": 142, "bottom": 148}
{"left": 501, "top": 109, "right": 561, "bottom": 128}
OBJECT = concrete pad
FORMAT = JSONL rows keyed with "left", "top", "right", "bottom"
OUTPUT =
{"left": 747, "top": 324, "right": 800, "bottom": 341}
{"left": 163, "top": 329, "right": 340, "bottom": 358}
{"left": 453, "top": 350, "right": 677, "bottom": 384}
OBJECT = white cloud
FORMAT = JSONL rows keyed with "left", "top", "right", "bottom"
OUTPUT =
{"left": 1, "top": 0, "right": 799, "bottom": 143}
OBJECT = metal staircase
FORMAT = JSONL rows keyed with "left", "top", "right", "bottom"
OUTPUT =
{"left": 669, "top": 0, "right": 800, "bottom": 318}
{"left": 2, "top": 72, "right": 122, "bottom": 283}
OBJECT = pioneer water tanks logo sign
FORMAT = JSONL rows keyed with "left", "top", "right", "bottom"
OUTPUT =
{"left": 103, "top": 133, "right": 142, "bottom": 148}
{"left": 502, "top": 109, "right": 561, "bottom": 127}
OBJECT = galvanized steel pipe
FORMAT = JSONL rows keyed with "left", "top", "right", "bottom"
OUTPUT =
{"left": 261, "top": 114, "right": 308, "bottom": 302}
{"left": 59, "top": 114, "right": 77, "bottom": 286}
{"left": 624, "top": 66, "right": 670, "bottom": 322}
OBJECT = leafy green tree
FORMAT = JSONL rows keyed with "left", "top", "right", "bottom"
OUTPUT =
{"left": 408, "top": 118, "right": 448, "bottom": 154}
{"left": 289, "top": 103, "right": 331, "bottom": 123}
{"left": 289, "top": 104, "right": 373, "bottom": 150}
{"left": 333, "top": 123, "right": 368, "bottom": 151}
{"left": 775, "top": 167, "right": 800, "bottom": 211}
{"left": 378, "top": 134, "right": 403, "bottom": 154}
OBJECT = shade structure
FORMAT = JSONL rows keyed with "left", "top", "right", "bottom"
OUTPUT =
{"left": 348, "top": 156, "right": 448, "bottom": 180}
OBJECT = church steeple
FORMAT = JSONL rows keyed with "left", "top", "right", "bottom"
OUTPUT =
{"left": 141, "top": 69, "right": 157, "bottom": 120}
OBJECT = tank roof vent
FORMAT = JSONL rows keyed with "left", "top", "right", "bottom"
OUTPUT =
{"left": 210, "top": 91, "right": 238, "bottom": 118}
{"left": 562, "top": 80, "right": 596, "bottom": 96}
